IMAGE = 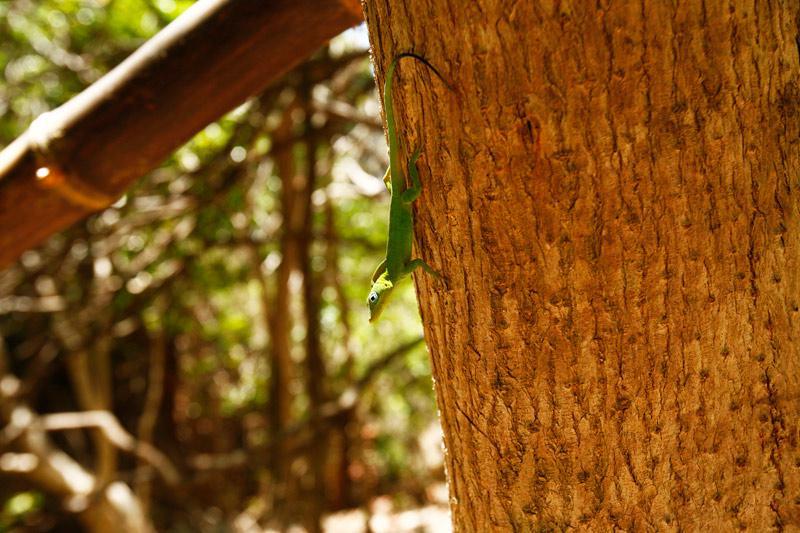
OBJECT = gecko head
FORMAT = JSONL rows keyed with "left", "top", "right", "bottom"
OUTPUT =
{"left": 368, "top": 275, "right": 395, "bottom": 323}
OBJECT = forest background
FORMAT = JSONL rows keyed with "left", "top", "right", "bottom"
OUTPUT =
{"left": 0, "top": 2, "right": 444, "bottom": 532}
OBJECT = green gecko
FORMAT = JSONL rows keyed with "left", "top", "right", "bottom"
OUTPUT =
{"left": 367, "top": 52, "right": 452, "bottom": 322}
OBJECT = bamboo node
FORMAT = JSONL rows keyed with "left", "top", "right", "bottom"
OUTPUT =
{"left": 28, "top": 112, "right": 116, "bottom": 211}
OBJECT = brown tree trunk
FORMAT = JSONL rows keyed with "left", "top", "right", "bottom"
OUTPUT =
{"left": 364, "top": 1, "right": 800, "bottom": 530}
{"left": 267, "top": 109, "right": 300, "bottom": 499}
{"left": 300, "top": 75, "right": 327, "bottom": 533}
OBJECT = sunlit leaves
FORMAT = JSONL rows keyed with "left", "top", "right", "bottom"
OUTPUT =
{"left": 0, "top": 492, "right": 44, "bottom": 530}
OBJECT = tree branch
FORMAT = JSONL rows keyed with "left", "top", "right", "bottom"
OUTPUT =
{"left": 38, "top": 411, "right": 180, "bottom": 486}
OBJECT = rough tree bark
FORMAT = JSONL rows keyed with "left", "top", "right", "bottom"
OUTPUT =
{"left": 364, "top": 1, "right": 800, "bottom": 530}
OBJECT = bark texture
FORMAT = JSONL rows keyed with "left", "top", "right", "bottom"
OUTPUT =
{"left": 364, "top": 1, "right": 800, "bottom": 530}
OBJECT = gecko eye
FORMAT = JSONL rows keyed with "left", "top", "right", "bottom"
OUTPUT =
{"left": 368, "top": 292, "right": 378, "bottom": 304}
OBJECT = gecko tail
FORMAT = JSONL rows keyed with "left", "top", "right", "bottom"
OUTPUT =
{"left": 391, "top": 52, "right": 455, "bottom": 92}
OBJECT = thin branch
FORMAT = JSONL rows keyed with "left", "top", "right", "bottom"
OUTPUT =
{"left": 38, "top": 411, "right": 180, "bottom": 486}
{"left": 355, "top": 337, "right": 426, "bottom": 392}
{"left": 324, "top": 198, "right": 356, "bottom": 381}
{"left": 316, "top": 100, "right": 384, "bottom": 130}
{"left": 0, "top": 334, "right": 8, "bottom": 377}
{"left": 134, "top": 319, "right": 167, "bottom": 511}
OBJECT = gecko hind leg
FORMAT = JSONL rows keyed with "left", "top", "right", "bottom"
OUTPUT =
{"left": 400, "top": 146, "right": 423, "bottom": 203}
{"left": 406, "top": 258, "right": 440, "bottom": 278}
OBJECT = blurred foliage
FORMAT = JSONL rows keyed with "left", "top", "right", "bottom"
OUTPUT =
{"left": 0, "top": 1, "right": 444, "bottom": 531}
{"left": 0, "top": 491, "right": 44, "bottom": 531}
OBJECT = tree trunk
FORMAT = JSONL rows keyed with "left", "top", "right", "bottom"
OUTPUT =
{"left": 364, "top": 1, "right": 800, "bottom": 530}
{"left": 300, "top": 76, "right": 327, "bottom": 533}
{"left": 266, "top": 108, "right": 300, "bottom": 501}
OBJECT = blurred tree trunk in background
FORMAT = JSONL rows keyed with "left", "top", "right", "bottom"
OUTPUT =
{"left": 259, "top": 58, "right": 365, "bottom": 531}
{"left": 365, "top": 1, "right": 800, "bottom": 530}
{"left": 266, "top": 89, "right": 300, "bottom": 505}
{"left": 300, "top": 79, "right": 328, "bottom": 533}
